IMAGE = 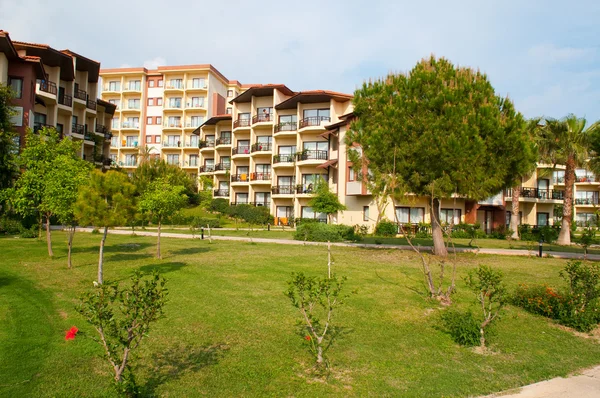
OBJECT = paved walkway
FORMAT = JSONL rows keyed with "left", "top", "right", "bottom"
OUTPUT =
{"left": 74, "top": 227, "right": 600, "bottom": 261}
{"left": 482, "top": 365, "right": 600, "bottom": 397}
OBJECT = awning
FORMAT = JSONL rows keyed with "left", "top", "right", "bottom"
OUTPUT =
{"left": 319, "top": 128, "right": 338, "bottom": 139}
{"left": 316, "top": 159, "right": 338, "bottom": 169}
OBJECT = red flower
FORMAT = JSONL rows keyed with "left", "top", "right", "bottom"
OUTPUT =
{"left": 304, "top": 335, "right": 311, "bottom": 341}
{"left": 65, "top": 326, "right": 78, "bottom": 341}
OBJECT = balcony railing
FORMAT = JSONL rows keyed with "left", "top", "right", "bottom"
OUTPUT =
{"left": 295, "top": 150, "right": 328, "bottom": 161}
{"left": 123, "top": 141, "right": 139, "bottom": 148}
{"left": 122, "top": 122, "right": 140, "bottom": 129}
{"left": 71, "top": 123, "right": 85, "bottom": 135}
{"left": 273, "top": 154, "right": 295, "bottom": 163}
{"left": 575, "top": 197, "right": 600, "bottom": 205}
{"left": 271, "top": 185, "right": 295, "bottom": 195}
{"left": 199, "top": 140, "right": 215, "bottom": 149}
{"left": 231, "top": 174, "right": 250, "bottom": 182}
{"left": 506, "top": 188, "right": 564, "bottom": 200}
{"left": 250, "top": 172, "right": 271, "bottom": 181}
{"left": 251, "top": 143, "right": 272, "bottom": 153}
{"left": 58, "top": 93, "right": 72, "bottom": 107}
{"left": 163, "top": 141, "right": 182, "bottom": 148}
{"left": 296, "top": 185, "right": 316, "bottom": 194}
{"left": 186, "top": 160, "right": 199, "bottom": 167}
{"left": 252, "top": 113, "right": 274, "bottom": 124}
{"left": 37, "top": 79, "right": 57, "bottom": 95}
{"left": 214, "top": 163, "right": 231, "bottom": 171}
{"left": 299, "top": 116, "right": 331, "bottom": 128}
{"left": 118, "top": 160, "right": 138, "bottom": 167}
{"left": 554, "top": 177, "right": 565, "bottom": 184}
{"left": 74, "top": 88, "right": 87, "bottom": 101}
{"left": 274, "top": 122, "right": 297, "bottom": 133}
{"left": 232, "top": 146, "right": 250, "bottom": 155}
{"left": 199, "top": 165, "right": 215, "bottom": 173}
{"left": 216, "top": 137, "right": 231, "bottom": 146}
{"left": 33, "top": 122, "right": 53, "bottom": 134}
{"left": 233, "top": 118, "right": 251, "bottom": 128}
{"left": 164, "top": 121, "right": 182, "bottom": 128}
{"left": 231, "top": 201, "right": 271, "bottom": 207}
{"left": 213, "top": 189, "right": 229, "bottom": 197}
{"left": 86, "top": 99, "right": 97, "bottom": 110}
{"left": 577, "top": 176, "right": 596, "bottom": 183}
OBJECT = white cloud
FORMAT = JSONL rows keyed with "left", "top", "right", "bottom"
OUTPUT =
{"left": 142, "top": 57, "right": 166, "bottom": 70}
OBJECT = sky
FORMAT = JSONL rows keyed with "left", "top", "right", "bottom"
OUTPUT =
{"left": 1, "top": 0, "right": 599, "bottom": 121}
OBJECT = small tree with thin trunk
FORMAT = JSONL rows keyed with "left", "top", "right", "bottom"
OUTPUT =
{"left": 307, "top": 179, "right": 347, "bottom": 224}
{"left": 74, "top": 170, "right": 136, "bottom": 284}
{"left": 138, "top": 179, "right": 187, "bottom": 259}
{"left": 465, "top": 265, "right": 507, "bottom": 348}
{"left": 76, "top": 271, "right": 167, "bottom": 396}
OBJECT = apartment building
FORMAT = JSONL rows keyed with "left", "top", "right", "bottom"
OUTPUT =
{"left": 0, "top": 30, "right": 114, "bottom": 167}
{"left": 99, "top": 65, "right": 242, "bottom": 178}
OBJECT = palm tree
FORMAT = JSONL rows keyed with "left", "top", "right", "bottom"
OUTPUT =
{"left": 538, "top": 115, "right": 600, "bottom": 245}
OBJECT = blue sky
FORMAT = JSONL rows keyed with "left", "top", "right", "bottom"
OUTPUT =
{"left": 1, "top": 0, "right": 599, "bottom": 121}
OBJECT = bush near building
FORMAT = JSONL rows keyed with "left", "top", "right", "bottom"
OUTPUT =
{"left": 293, "top": 223, "right": 358, "bottom": 242}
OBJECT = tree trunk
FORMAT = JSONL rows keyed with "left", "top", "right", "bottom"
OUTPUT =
{"left": 480, "top": 327, "right": 486, "bottom": 348}
{"left": 431, "top": 198, "right": 447, "bottom": 256}
{"left": 45, "top": 214, "right": 53, "bottom": 257}
{"left": 98, "top": 226, "right": 108, "bottom": 284}
{"left": 558, "top": 157, "right": 575, "bottom": 245}
{"left": 510, "top": 186, "right": 521, "bottom": 240}
{"left": 67, "top": 225, "right": 75, "bottom": 269}
{"left": 156, "top": 219, "right": 162, "bottom": 259}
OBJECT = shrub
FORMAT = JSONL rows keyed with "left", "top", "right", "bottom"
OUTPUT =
{"left": 375, "top": 220, "right": 397, "bottom": 237}
{"left": 209, "top": 198, "right": 230, "bottom": 214}
{"left": 191, "top": 216, "right": 221, "bottom": 229}
{"left": 440, "top": 310, "right": 480, "bottom": 347}
{"left": 294, "top": 223, "right": 357, "bottom": 242}
{"left": 19, "top": 226, "right": 38, "bottom": 239}
{"left": 450, "top": 223, "right": 484, "bottom": 240}
{"left": 512, "top": 284, "right": 562, "bottom": 319}
{"left": 518, "top": 224, "right": 559, "bottom": 243}
{"left": 0, "top": 216, "right": 22, "bottom": 235}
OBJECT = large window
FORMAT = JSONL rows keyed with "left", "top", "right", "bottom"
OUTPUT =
{"left": 166, "top": 154, "right": 180, "bottom": 165}
{"left": 166, "top": 135, "right": 180, "bottom": 146}
{"left": 396, "top": 207, "right": 425, "bottom": 224}
{"left": 576, "top": 168, "right": 595, "bottom": 182}
{"left": 301, "top": 206, "right": 327, "bottom": 223}
{"left": 505, "top": 211, "right": 522, "bottom": 227}
{"left": 8, "top": 77, "right": 23, "bottom": 99}
{"left": 168, "top": 97, "right": 182, "bottom": 108}
{"left": 303, "top": 108, "right": 330, "bottom": 119}
{"left": 537, "top": 212, "right": 549, "bottom": 227}
{"left": 128, "top": 80, "right": 141, "bottom": 91}
{"left": 440, "top": 209, "right": 461, "bottom": 225}
{"left": 169, "top": 79, "right": 183, "bottom": 89}
{"left": 167, "top": 116, "right": 181, "bottom": 127}
{"left": 125, "top": 117, "right": 139, "bottom": 128}
{"left": 127, "top": 99, "right": 140, "bottom": 109}
{"left": 189, "top": 155, "right": 199, "bottom": 167}
{"left": 235, "top": 193, "right": 248, "bottom": 204}
{"left": 125, "top": 154, "right": 136, "bottom": 166}
{"left": 576, "top": 191, "right": 599, "bottom": 205}
{"left": 191, "top": 97, "right": 204, "bottom": 107}
{"left": 553, "top": 170, "right": 565, "bottom": 184}
{"left": 189, "top": 135, "right": 199, "bottom": 147}
{"left": 108, "top": 81, "right": 120, "bottom": 91}
{"left": 255, "top": 192, "right": 271, "bottom": 206}
{"left": 576, "top": 212, "right": 597, "bottom": 227}
{"left": 191, "top": 78, "right": 205, "bottom": 89}
{"left": 301, "top": 174, "right": 324, "bottom": 193}
{"left": 363, "top": 206, "right": 370, "bottom": 222}
{"left": 126, "top": 136, "right": 137, "bottom": 147}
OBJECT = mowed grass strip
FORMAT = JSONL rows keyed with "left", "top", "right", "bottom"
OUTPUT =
{"left": 1, "top": 232, "right": 599, "bottom": 397}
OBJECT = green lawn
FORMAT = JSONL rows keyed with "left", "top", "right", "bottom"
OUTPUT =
{"left": 3, "top": 232, "right": 599, "bottom": 397}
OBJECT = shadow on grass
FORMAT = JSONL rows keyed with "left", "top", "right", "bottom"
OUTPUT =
{"left": 72, "top": 241, "right": 154, "bottom": 254}
{"left": 140, "top": 343, "right": 228, "bottom": 396}
{"left": 139, "top": 262, "right": 188, "bottom": 275}
{"left": 169, "top": 247, "right": 211, "bottom": 256}
{"left": 0, "top": 275, "right": 15, "bottom": 288}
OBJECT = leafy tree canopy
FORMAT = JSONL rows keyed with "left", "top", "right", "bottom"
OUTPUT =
{"left": 0, "top": 84, "right": 16, "bottom": 191}
{"left": 131, "top": 158, "right": 195, "bottom": 198}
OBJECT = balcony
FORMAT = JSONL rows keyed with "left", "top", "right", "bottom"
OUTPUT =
{"left": 251, "top": 143, "right": 272, "bottom": 153}
{"left": 122, "top": 122, "right": 140, "bottom": 129}
{"left": 124, "top": 84, "right": 142, "bottom": 92}
{"left": 577, "top": 176, "right": 597, "bottom": 183}
{"left": 216, "top": 137, "right": 231, "bottom": 146}
{"left": 103, "top": 84, "right": 121, "bottom": 92}
{"left": 199, "top": 165, "right": 215, "bottom": 173}
{"left": 250, "top": 172, "right": 271, "bottom": 182}
{"left": 86, "top": 99, "right": 97, "bottom": 111}
{"left": 163, "top": 121, "right": 183, "bottom": 129}
{"left": 165, "top": 83, "right": 184, "bottom": 91}
{"left": 213, "top": 189, "right": 229, "bottom": 197}
{"left": 299, "top": 116, "right": 331, "bottom": 129}
{"left": 232, "top": 201, "right": 271, "bottom": 207}
{"left": 231, "top": 174, "right": 249, "bottom": 183}
{"left": 274, "top": 122, "right": 297, "bottom": 134}
{"left": 232, "top": 146, "right": 251, "bottom": 156}
{"left": 123, "top": 141, "right": 139, "bottom": 148}
{"left": 187, "top": 82, "right": 207, "bottom": 90}
{"left": 71, "top": 123, "right": 85, "bottom": 136}
{"left": 185, "top": 160, "right": 199, "bottom": 167}
{"left": 295, "top": 150, "right": 328, "bottom": 162}
{"left": 58, "top": 93, "right": 72, "bottom": 107}
{"left": 575, "top": 197, "right": 599, "bottom": 205}
{"left": 214, "top": 163, "right": 231, "bottom": 172}
{"left": 296, "top": 184, "right": 316, "bottom": 195}
{"left": 163, "top": 141, "right": 182, "bottom": 148}
{"left": 119, "top": 160, "right": 137, "bottom": 167}
{"left": 37, "top": 79, "right": 57, "bottom": 95}
{"left": 273, "top": 154, "right": 295, "bottom": 164}
{"left": 233, "top": 118, "right": 251, "bottom": 129}
{"left": 271, "top": 185, "right": 295, "bottom": 195}
{"left": 199, "top": 140, "right": 215, "bottom": 149}
{"left": 33, "top": 122, "right": 53, "bottom": 134}
{"left": 506, "top": 188, "right": 564, "bottom": 200}
{"left": 74, "top": 88, "right": 87, "bottom": 102}
{"left": 252, "top": 113, "right": 274, "bottom": 124}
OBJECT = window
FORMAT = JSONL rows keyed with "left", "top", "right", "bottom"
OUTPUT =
{"left": 221, "top": 156, "right": 231, "bottom": 168}
{"left": 205, "top": 135, "right": 215, "bottom": 146}
{"left": 301, "top": 174, "right": 324, "bottom": 193}
{"left": 191, "top": 97, "right": 204, "bottom": 107}
{"left": 146, "top": 117, "right": 153, "bottom": 125}
{"left": 191, "top": 78, "right": 206, "bottom": 89}
{"left": 396, "top": 207, "right": 425, "bottom": 224}
{"left": 108, "top": 81, "right": 120, "bottom": 91}
{"left": 155, "top": 135, "right": 161, "bottom": 143}
{"left": 111, "top": 118, "right": 119, "bottom": 129}
{"left": 576, "top": 212, "right": 597, "bottom": 227}
{"left": 8, "top": 77, "right": 23, "bottom": 99}
{"left": 553, "top": 170, "right": 565, "bottom": 184}
{"left": 148, "top": 80, "right": 155, "bottom": 88}
{"left": 166, "top": 135, "right": 181, "bottom": 146}
{"left": 148, "top": 98, "right": 154, "bottom": 106}
{"left": 167, "top": 116, "right": 181, "bottom": 127}
{"left": 157, "top": 79, "right": 163, "bottom": 87}
{"left": 227, "top": 90, "right": 233, "bottom": 97}
{"left": 348, "top": 167, "right": 355, "bottom": 182}
{"left": 157, "top": 98, "right": 163, "bottom": 106}
{"left": 156, "top": 116, "right": 162, "bottom": 125}
{"left": 190, "top": 116, "right": 203, "bottom": 127}
{"left": 506, "top": 211, "right": 522, "bottom": 227}
{"left": 575, "top": 191, "right": 599, "bottom": 205}
{"left": 146, "top": 135, "right": 152, "bottom": 143}
{"left": 169, "top": 79, "right": 183, "bottom": 89}
{"left": 126, "top": 136, "right": 138, "bottom": 147}
{"left": 301, "top": 206, "right": 327, "bottom": 222}
{"left": 111, "top": 136, "right": 119, "bottom": 147}
{"left": 168, "top": 97, "right": 182, "bottom": 108}
{"left": 125, "top": 154, "right": 136, "bottom": 166}
{"left": 124, "top": 117, "right": 139, "bottom": 128}
{"left": 219, "top": 131, "right": 231, "bottom": 144}
{"left": 256, "top": 107, "right": 273, "bottom": 122}
{"left": 108, "top": 99, "right": 120, "bottom": 109}
{"left": 575, "top": 168, "right": 595, "bottom": 182}
{"left": 237, "top": 139, "right": 250, "bottom": 153}
{"left": 128, "top": 80, "right": 141, "bottom": 91}
{"left": 363, "top": 206, "right": 370, "bottom": 222}
{"left": 226, "top": 107, "right": 232, "bottom": 114}
{"left": 303, "top": 108, "right": 330, "bottom": 120}
{"left": 255, "top": 192, "right": 271, "bottom": 206}
{"left": 127, "top": 99, "right": 140, "bottom": 109}
{"left": 166, "top": 154, "right": 180, "bottom": 166}
{"left": 189, "top": 155, "right": 199, "bottom": 167}
{"left": 537, "top": 212, "right": 549, "bottom": 227}
{"left": 235, "top": 193, "right": 249, "bottom": 204}
{"left": 440, "top": 209, "right": 461, "bottom": 225}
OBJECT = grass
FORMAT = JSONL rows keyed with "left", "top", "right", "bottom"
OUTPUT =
{"left": 2, "top": 233, "right": 600, "bottom": 396}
